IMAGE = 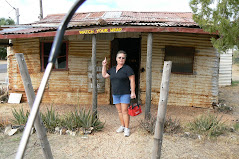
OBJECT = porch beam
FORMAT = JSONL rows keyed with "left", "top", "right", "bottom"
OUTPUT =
{"left": 92, "top": 34, "right": 97, "bottom": 117}
{"left": 145, "top": 33, "right": 153, "bottom": 120}
{"left": 0, "top": 27, "right": 215, "bottom": 39}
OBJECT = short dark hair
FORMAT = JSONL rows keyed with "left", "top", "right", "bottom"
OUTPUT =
{"left": 116, "top": 50, "right": 127, "bottom": 57}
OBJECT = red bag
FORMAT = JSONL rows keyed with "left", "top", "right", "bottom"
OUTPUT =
{"left": 128, "top": 99, "right": 142, "bottom": 116}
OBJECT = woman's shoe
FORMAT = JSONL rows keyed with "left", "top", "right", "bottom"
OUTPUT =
{"left": 124, "top": 128, "right": 130, "bottom": 137}
{"left": 116, "top": 126, "right": 125, "bottom": 133}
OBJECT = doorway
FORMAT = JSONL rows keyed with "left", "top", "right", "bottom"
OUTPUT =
{"left": 110, "top": 38, "right": 141, "bottom": 104}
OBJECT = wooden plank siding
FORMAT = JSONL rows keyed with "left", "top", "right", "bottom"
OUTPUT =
{"left": 7, "top": 32, "right": 219, "bottom": 107}
{"left": 140, "top": 33, "right": 219, "bottom": 107}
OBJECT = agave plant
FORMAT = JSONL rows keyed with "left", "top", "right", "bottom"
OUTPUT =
{"left": 40, "top": 107, "right": 61, "bottom": 133}
{"left": 77, "top": 108, "right": 104, "bottom": 131}
{"left": 11, "top": 108, "right": 30, "bottom": 125}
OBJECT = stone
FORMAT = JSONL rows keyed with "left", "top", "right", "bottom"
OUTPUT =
{"left": 55, "top": 127, "right": 60, "bottom": 134}
{"left": 4, "top": 125, "right": 12, "bottom": 135}
{"left": 60, "top": 127, "right": 67, "bottom": 135}
{"left": 4, "top": 125, "right": 18, "bottom": 136}
{"left": 8, "top": 129, "right": 18, "bottom": 136}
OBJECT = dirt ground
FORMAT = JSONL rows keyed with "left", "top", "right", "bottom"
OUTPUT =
{"left": 0, "top": 65, "right": 239, "bottom": 159}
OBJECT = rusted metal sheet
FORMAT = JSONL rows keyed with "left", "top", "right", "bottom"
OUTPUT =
{"left": 8, "top": 38, "right": 111, "bottom": 104}
{"left": 0, "top": 11, "right": 200, "bottom": 38}
{"left": 40, "top": 11, "right": 196, "bottom": 26}
{"left": 140, "top": 33, "right": 218, "bottom": 107}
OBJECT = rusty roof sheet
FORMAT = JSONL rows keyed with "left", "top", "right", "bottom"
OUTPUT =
{"left": 0, "top": 11, "right": 198, "bottom": 35}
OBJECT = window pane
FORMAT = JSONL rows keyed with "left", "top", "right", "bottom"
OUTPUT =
{"left": 165, "top": 46, "right": 194, "bottom": 74}
{"left": 41, "top": 42, "right": 67, "bottom": 70}
{"left": 57, "top": 57, "right": 66, "bottom": 69}
{"left": 43, "top": 43, "right": 52, "bottom": 57}
{"left": 59, "top": 44, "right": 66, "bottom": 57}
{"left": 44, "top": 57, "right": 48, "bottom": 68}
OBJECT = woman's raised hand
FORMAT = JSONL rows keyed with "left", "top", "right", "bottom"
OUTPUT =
{"left": 102, "top": 57, "right": 107, "bottom": 66}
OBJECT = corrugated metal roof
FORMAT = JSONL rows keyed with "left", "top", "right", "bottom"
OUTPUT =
{"left": 0, "top": 27, "right": 56, "bottom": 34}
{"left": 0, "top": 11, "right": 198, "bottom": 35}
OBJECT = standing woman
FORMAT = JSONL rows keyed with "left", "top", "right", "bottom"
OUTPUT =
{"left": 102, "top": 50, "right": 136, "bottom": 137}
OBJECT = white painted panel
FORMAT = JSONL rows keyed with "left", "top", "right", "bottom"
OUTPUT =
{"left": 219, "top": 50, "right": 232, "bottom": 86}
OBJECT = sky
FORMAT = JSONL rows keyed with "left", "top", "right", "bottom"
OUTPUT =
{"left": 0, "top": 0, "right": 192, "bottom": 24}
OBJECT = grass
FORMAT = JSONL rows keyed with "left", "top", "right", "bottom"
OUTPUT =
{"left": 187, "top": 113, "right": 228, "bottom": 138}
{"left": 231, "top": 80, "right": 239, "bottom": 86}
{"left": 233, "top": 122, "right": 239, "bottom": 132}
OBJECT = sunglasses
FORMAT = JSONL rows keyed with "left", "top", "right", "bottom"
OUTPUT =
{"left": 118, "top": 56, "right": 126, "bottom": 59}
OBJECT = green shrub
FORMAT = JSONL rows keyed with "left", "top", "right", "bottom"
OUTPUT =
{"left": 11, "top": 108, "right": 30, "bottom": 125}
{"left": 140, "top": 115, "right": 181, "bottom": 135}
{"left": 40, "top": 107, "right": 61, "bottom": 133}
{"left": 187, "top": 113, "right": 228, "bottom": 138}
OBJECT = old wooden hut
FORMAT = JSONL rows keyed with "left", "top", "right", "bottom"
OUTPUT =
{"left": 0, "top": 11, "right": 219, "bottom": 107}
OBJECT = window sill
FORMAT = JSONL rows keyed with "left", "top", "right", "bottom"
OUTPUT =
{"left": 41, "top": 68, "right": 69, "bottom": 72}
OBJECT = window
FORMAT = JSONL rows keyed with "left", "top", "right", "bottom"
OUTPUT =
{"left": 165, "top": 46, "right": 195, "bottom": 74}
{"left": 41, "top": 42, "right": 68, "bottom": 70}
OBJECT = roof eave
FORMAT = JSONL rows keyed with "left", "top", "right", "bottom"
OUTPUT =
{"left": 0, "top": 26, "right": 213, "bottom": 39}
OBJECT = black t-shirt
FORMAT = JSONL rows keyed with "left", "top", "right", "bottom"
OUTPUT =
{"left": 107, "top": 65, "right": 134, "bottom": 95}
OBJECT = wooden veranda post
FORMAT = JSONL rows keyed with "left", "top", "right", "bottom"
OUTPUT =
{"left": 92, "top": 34, "right": 97, "bottom": 117}
{"left": 145, "top": 33, "right": 153, "bottom": 120}
{"left": 15, "top": 53, "right": 53, "bottom": 159}
{"left": 152, "top": 61, "right": 172, "bottom": 159}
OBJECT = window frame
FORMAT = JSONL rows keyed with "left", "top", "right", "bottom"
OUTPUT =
{"left": 164, "top": 45, "right": 195, "bottom": 75}
{"left": 40, "top": 41, "right": 69, "bottom": 71}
